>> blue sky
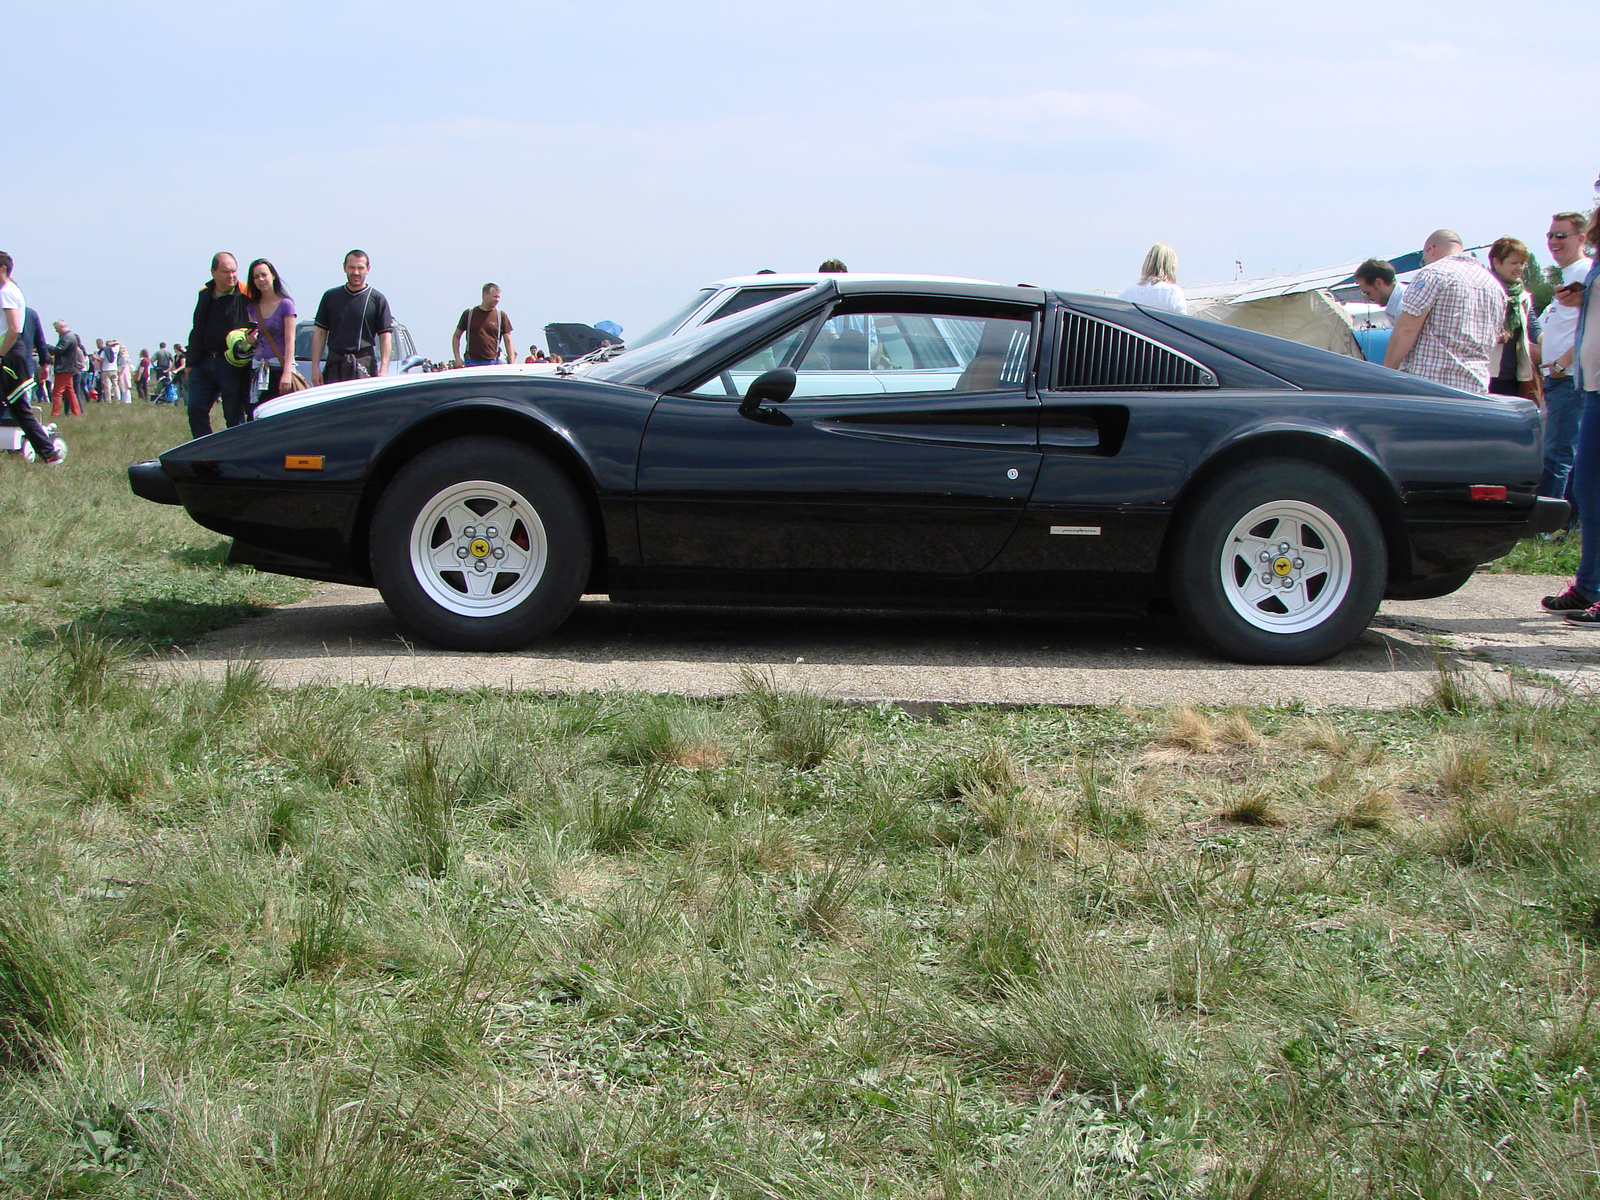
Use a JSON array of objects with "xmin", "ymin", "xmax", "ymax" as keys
[{"xmin": 9, "ymin": 0, "xmax": 1595, "ymax": 359}]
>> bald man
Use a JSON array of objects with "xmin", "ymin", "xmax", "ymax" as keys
[{"xmin": 1383, "ymin": 228, "xmax": 1506, "ymax": 394}]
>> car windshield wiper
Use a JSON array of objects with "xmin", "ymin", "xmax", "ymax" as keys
[{"xmin": 556, "ymin": 343, "xmax": 627, "ymax": 376}]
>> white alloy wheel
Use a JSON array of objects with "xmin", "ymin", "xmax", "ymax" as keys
[
  {"xmin": 1218, "ymin": 499, "xmax": 1352, "ymax": 634},
  {"xmin": 408, "ymin": 480, "xmax": 549, "ymax": 617}
]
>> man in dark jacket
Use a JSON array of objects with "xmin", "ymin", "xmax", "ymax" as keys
[
  {"xmin": 185, "ymin": 252, "xmax": 253, "ymax": 438},
  {"xmin": 19, "ymin": 308, "xmax": 49, "ymax": 385},
  {"xmin": 49, "ymin": 321, "xmax": 82, "ymax": 416}
]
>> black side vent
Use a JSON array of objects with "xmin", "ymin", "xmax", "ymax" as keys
[{"xmin": 1058, "ymin": 312, "xmax": 1216, "ymax": 390}]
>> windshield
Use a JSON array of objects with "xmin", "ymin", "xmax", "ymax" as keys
[
  {"xmin": 585, "ymin": 285, "xmax": 826, "ymax": 390},
  {"xmin": 630, "ymin": 289, "xmax": 716, "ymax": 348}
]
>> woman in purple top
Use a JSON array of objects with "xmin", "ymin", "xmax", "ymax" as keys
[{"xmin": 244, "ymin": 258, "xmax": 297, "ymax": 411}]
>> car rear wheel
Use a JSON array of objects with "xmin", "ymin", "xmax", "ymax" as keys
[
  {"xmin": 1170, "ymin": 460, "xmax": 1385, "ymax": 664},
  {"xmin": 370, "ymin": 437, "xmax": 590, "ymax": 650}
]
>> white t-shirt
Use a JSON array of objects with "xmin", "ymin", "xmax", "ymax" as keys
[
  {"xmin": 101, "ymin": 344, "xmax": 118, "ymax": 370},
  {"xmin": 0, "ymin": 281, "xmax": 23, "ymax": 359},
  {"xmin": 1542, "ymin": 256, "xmax": 1593, "ymax": 368},
  {"xmin": 1118, "ymin": 280, "xmax": 1188, "ymax": 314},
  {"xmin": 1385, "ymin": 282, "xmax": 1407, "ymax": 324}
]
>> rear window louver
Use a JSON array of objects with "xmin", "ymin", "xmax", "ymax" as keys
[{"xmin": 1058, "ymin": 312, "xmax": 1216, "ymax": 389}]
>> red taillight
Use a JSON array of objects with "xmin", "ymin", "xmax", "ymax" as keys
[{"xmin": 1469, "ymin": 485, "xmax": 1507, "ymax": 502}]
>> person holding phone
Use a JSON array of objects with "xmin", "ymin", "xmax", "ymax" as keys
[
  {"xmin": 1545, "ymin": 206, "xmax": 1600, "ymax": 623},
  {"xmin": 244, "ymin": 258, "xmax": 297, "ymax": 411}
]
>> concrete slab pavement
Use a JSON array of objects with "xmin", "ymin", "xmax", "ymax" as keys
[{"xmin": 156, "ymin": 573, "xmax": 1600, "ymax": 708}]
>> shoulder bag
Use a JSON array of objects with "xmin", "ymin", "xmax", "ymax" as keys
[{"xmin": 258, "ymin": 301, "xmax": 309, "ymax": 393}]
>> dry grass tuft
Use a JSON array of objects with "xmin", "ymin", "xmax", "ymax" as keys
[
  {"xmin": 1219, "ymin": 788, "xmax": 1281, "ymax": 826},
  {"xmin": 1329, "ymin": 784, "xmax": 1402, "ymax": 833},
  {"xmin": 1159, "ymin": 707, "xmax": 1219, "ymax": 753},
  {"xmin": 674, "ymin": 742, "xmax": 728, "ymax": 770},
  {"xmin": 1215, "ymin": 710, "xmax": 1264, "ymax": 750},
  {"xmin": 1157, "ymin": 707, "xmax": 1262, "ymax": 757},
  {"xmin": 1294, "ymin": 715, "xmax": 1355, "ymax": 758},
  {"xmin": 1433, "ymin": 738, "xmax": 1495, "ymax": 799}
]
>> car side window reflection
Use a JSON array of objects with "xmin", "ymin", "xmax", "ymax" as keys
[{"xmin": 690, "ymin": 311, "xmax": 1033, "ymax": 399}]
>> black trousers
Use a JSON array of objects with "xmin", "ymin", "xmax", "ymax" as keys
[
  {"xmin": 322, "ymin": 351, "xmax": 376, "ymax": 384},
  {"xmin": 187, "ymin": 354, "xmax": 250, "ymax": 439},
  {"xmin": 2, "ymin": 350, "xmax": 58, "ymax": 459}
]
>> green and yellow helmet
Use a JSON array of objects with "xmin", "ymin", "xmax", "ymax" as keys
[{"xmin": 224, "ymin": 328, "xmax": 254, "ymax": 369}]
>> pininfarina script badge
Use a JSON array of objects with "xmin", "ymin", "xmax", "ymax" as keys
[{"xmin": 1049, "ymin": 526, "xmax": 1102, "ymax": 536}]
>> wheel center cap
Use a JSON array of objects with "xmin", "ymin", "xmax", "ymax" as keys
[
  {"xmin": 469, "ymin": 538, "xmax": 491, "ymax": 559},
  {"xmin": 1272, "ymin": 556, "xmax": 1293, "ymax": 577}
]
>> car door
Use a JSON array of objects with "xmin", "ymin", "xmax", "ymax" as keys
[
  {"xmin": 634, "ymin": 298, "xmax": 1043, "ymax": 589},
  {"xmin": 1008, "ymin": 303, "xmax": 1222, "ymax": 592}
]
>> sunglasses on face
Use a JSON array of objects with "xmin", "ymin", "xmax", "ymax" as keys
[{"xmin": 1549, "ymin": 232, "xmax": 1575, "ymax": 239}]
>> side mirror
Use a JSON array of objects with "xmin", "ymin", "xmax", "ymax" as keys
[{"xmin": 739, "ymin": 367, "xmax": 796, "ymax": 417}]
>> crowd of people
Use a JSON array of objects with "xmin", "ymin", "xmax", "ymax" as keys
[
  {"xmin": 0, "ymin": 250, "xmax": 195, "ymax": 463},
  {"xmin": 1119, "ymin": 196, "xmax": 1600, "ymax": 629},
  {"xmin": 1323, "ymin": 213, "xmax": 1600, "ymax": 629}
]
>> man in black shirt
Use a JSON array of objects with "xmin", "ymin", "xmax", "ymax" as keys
[
  {"xmin": 310, "ymin": 250, "xmax": 393, "ymax": 386},
  {"xmin": 184, "ymin": 252, "xmax": 254, "ymax": 438}
]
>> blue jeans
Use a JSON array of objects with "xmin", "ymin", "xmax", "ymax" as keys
[
  {"xmin": 463, "ymin": 357, "xmax": 500, "ymax": 367},
  {"xmin": 1573, "ymin": 389, "xmax": 1600, "ymax": 598},
  {"xmin": 186, "ymin": 354, "xmax": 250, "ymax": 440},
  {"xmin": 1539, "ymin": 375, "xmax": 1582, "ymax": 502}
]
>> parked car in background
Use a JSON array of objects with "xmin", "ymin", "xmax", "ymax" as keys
[
  {"xmin": 294, "ymin": 321, "xmax": 427, "ymax": 379},
  {"xmin": 629, "ymin": 272, "xmax": 1001, "ymax": 349}
]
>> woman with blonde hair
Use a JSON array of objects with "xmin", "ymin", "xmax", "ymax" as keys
[{"xmin": 1118, "ymin": 243, "xmax": 1188, "ymax": 314}]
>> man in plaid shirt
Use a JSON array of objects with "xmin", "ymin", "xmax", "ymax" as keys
[{"xmin": 1384, "ymin": 229, "xmax": 1506, "ymax": 394}]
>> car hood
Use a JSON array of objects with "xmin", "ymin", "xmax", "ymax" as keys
[{"xmin": 253, "ymin": 363, "xmax": 574, "ymax": 420}]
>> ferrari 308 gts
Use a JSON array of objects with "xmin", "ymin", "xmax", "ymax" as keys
[{"xmin": 129, "ymin": 278, "xmax": 1566, "ymax": 664}]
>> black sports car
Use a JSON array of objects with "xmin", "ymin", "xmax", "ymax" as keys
[{"xmin": 129, "ymin": 278, "xmax": 1566, "ymax": 664}]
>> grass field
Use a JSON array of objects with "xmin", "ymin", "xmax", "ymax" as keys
[
  {"xmin": 0, "ymin": 403, "xmax": 310, "ymax": 650},
  {"xmin": 0, "ymin": 403, "xmax": 1596, "ymax": 1198}
]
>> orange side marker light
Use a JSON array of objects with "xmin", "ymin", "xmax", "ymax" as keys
[
  {"xmin": 285, "ymin": 456, "xmax": 324, "ymax": 471},
  {"xmin": 1469, "ymin": 485, "xmax": 1506, "ymax": 501}
]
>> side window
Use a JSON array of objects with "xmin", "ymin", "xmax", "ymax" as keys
[
  {"xmin": 689, "ymin": 326, "xmax": 812, "ymax": 397},
  {"xmin": 690, "ymin": 307, "xmax": 1035, "ymax": 399},
  {"xmin": 1056, "ymin": 311, "xmax": 1216, "ymax": 389}
]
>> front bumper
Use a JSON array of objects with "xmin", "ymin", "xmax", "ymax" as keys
[{"xmin": 128, "ymin": 460, "xmax": 179, "ymax": 505}]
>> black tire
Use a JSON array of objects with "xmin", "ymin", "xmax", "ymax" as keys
[
  {"xmin": 1169, "ymin": 459, "xmax": 1386, "ymax": 664},
  {"xmin": 370, "ymin": 437, "xmax": 591, "ymax": 651}
]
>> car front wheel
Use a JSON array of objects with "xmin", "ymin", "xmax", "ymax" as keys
[
  {"xmin": 370, "ymin": 437, "xmax": 590, "ymax": 650},
  {"xmin": 1170, "ymin": 460, "xmax": 1386, "ymax": 664}
]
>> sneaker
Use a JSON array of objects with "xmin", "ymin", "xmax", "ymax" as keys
[
  {"xmin": 41, "ymin": 455, "xmax": 63, "ymax": 467},
  {"xmin": 1565, "ymin": 603, "xmax": 1600, "ymax": 626},
  {"xmin": 1542, "ymin": 583, "xmax": 1592, "ymax": 612}
]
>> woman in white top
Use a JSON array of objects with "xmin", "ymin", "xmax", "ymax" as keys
[{"xmin": 1118, "ymin": 243, "xmax": 1188, "ymax": 314}]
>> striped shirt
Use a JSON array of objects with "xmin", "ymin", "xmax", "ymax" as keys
[{"xmin": 1397, "ymin": 254, "xmax": 1506, "ymax": 394}]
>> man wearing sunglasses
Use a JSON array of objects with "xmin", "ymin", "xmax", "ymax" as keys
[{"xmin": 1537, "ymin": 211, "xmax": 1593, "ymax": 505}]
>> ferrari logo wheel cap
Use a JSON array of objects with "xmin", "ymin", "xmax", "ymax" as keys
[
  {"xmin": 1273, "ymin": 556, "xmax": 1293, "ymax": 576},
  {"xmin": 469, "ymin": 538, "xmax": 491, "ymax": 558}
]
